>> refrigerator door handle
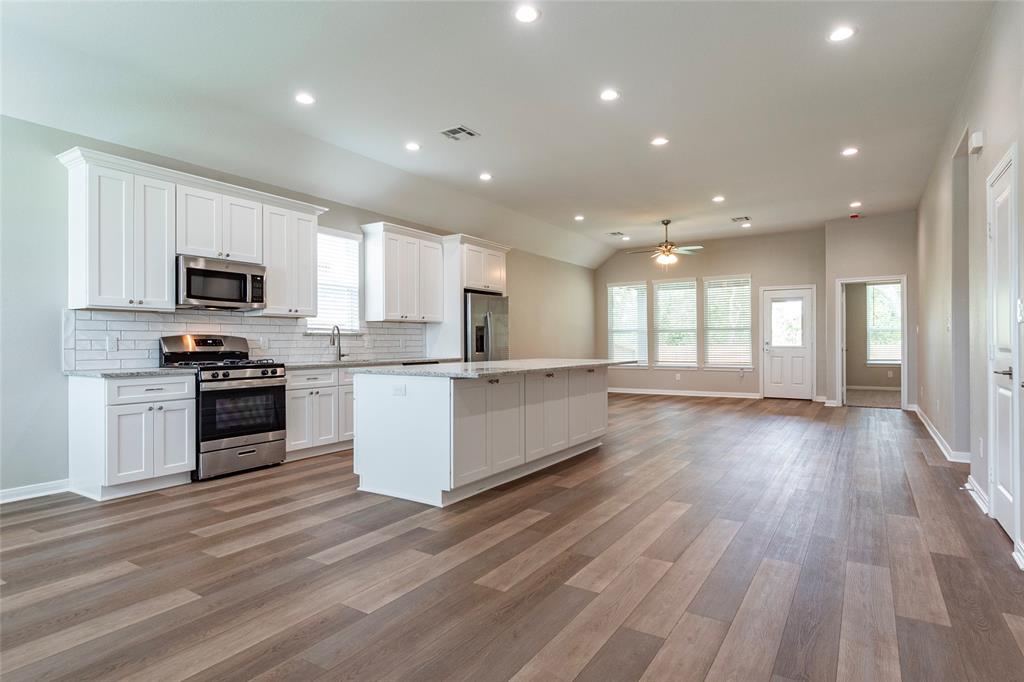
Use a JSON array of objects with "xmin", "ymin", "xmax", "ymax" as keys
[{"xmin": 484, "ymin": 311, "xmax": 492, "ymax": 360}]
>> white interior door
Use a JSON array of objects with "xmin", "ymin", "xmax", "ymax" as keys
[
  {"xmin": 987, "ymin": 147, "xmax": 1019, "ymax": 538},
  {"xmin": 762, "ymin": 288, "xmax": 814, "ymax": 400}
]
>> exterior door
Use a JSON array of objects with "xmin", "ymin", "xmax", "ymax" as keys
[
  {"xmin": 762, "ymin": 288, "xmax": 814, "ymax": 399},
  {"xmin": 987, "ymin": 147, "xmax": 1019, "ymax": 537}
]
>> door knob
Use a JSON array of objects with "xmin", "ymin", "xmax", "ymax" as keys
[{"xmin": 993, "ymin": 368, "xmax": 1014, "ymax": 377}]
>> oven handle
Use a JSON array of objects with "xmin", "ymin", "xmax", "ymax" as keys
[{"xmin": 200, "ymin": 377, "xmax": 287, "ymax": 391}]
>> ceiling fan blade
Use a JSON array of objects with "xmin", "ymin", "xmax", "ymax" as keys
[
  {"xmin": 672, "ymin": 245, "xmax": 703, "ymax": 252},
  {"xmin": 626, "ymin": 249, "xmax": 658, "ymax": 255}
]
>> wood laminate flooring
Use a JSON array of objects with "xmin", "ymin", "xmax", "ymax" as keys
[
  {"xmin": 2, "ymin": 395, "xmax": 1022, "ymax": 681},
  {"xmin": 845, "ymin": 389, "xmax": 901, "ymax": 409}
]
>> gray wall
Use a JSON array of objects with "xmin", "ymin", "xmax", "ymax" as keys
[
  {"xmin": 0, "ymin": 116, "xmax": 595, "ymax": 490},
  {"xmin": 844, "ymin": 282, "xmax": 901, "ymax": 389},
  {"xmin": 916, "ymin": 2, "xmax": 1024, "ymax": 490},
  {"xmin": 594, "ymin": 228, "xmax": 827, "ymax": 397}
]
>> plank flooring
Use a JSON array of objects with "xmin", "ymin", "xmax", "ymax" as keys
[{"xmin": 2, "ymin": 394, "xmax": 1023, "ymax": 681}]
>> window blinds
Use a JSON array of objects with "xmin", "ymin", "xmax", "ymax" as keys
[
  {"xmin": 703, "ymin": 276, "xmax": 752, "ymax": 367},
  {"xmin": 653, "ymin": 279, "xmax": 698, "ymax": 365},
  {"xmin": 866, "ymin": 282, "xmax": 902, "ymax": 363},
  {"xmin": 307, "ymin": 231, "xmax": 360, "ymax": 333},
  {"xmin": 607, "ymin": 282, "xmax": 648, "ymax": 365}
]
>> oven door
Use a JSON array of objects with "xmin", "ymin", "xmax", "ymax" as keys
[{"xmin": 198, "ymin": 380, "xmax": 286, "ymax": 452}]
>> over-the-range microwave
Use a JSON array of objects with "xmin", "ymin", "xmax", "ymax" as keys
[{"xmin": 177, "ymin": 255, "xmax": 266, "ymax": 311}]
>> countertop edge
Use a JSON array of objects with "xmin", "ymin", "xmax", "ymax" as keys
[{"xmin": 348, "ymin": 359, "xmax": 635, "ymax": 379}]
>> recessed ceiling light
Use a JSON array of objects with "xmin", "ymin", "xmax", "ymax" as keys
[
  {"xmin": 841, "ymin": 146, "xmax": 859, "ymax": 157},
  {"xmin": 405, "ymin": 142, "xmax": 421, "ymax": 151},
  {"xmin": 479, "ymin": 172, "xmax": 492, "ymax": 181},
  {"xmin": 294, "ymin": 92, "xmax": 316, "ymax": 105},
  {"xmin": 574, "ymin": 215, "xmax": 585, "ymax": 221},
  {"xmin": 621, "ymin": 236, "xmax": 631, "ymax": 241},
  {"xmin": 849, "ymin": 200, "xmax": 862, "ymax": 208},
  {"xmin": 514, "ymin": 5, "xmax": 540, "ymax": 23},
  {"xmin": 741, "ymin": 222, "xmax": 752, "ymax": 228},
  {"xmin": 600, "ymin": 88, "xmax": 620, "ymax": 102},
  {"xmin": 712, "ymin": 195, "xmax": 725, "ymax": 203},
  {"xmin": 650, "ymin": 137, "xmax": 669, "ymax": 146},
  {"xmin": 829, "ymin": 26, "xmax": 856, "ymax": 42}
]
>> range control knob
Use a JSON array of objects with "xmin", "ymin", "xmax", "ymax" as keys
[
  {"xmin": 222, "ymin": 371, "xmax": 231, "ymax": 379},
  {"xmin": 270, "ymin": 368, "xmax": 278, "ymax": 375},
  {"xmin": 261, "ymin": 369, "xmax": 269, "ymax": 376},
  {"xmin": 211, "ymin": 371, "xmax": 220, "ymax": 379}
]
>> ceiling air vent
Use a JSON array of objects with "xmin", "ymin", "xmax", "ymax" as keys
[
  {"xmin": 607, "ymin": 232, "xmax": 625, "ymax": 237},
  {"xmin": 439, "ymin": 125, "xmax": 480, "ymax": 141},
  {"xmin": 730, "ymin": 216, "xmax": 751, "ymax": 223}
]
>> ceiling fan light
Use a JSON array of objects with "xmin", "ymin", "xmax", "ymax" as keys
[{"xmin": 655, "ymin": 252, "xmax": 678, "ymax": 265}]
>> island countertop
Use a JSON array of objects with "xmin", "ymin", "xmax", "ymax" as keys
[{"xmin": 347, "ymin": 358, "xmax": 635, "ymax": 379}]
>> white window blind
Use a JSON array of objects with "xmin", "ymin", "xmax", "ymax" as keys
[
  {"xmin": 653, "ymin": 279, "xmax": 698, "ymax": 366},
  {"xmin": 307, "ymin": 230, "xmax": 360, "ymax": 333},
  {"xmin": 607, "ymin": 282, "xmax": 648, "ymax": 365},
  {"xmin": 866, "ymin": 282, "xmax": 902, "ymax": 364},
  {"xmin": 704, "ymin": 276, "xmax": 752, "ymax": 367}
]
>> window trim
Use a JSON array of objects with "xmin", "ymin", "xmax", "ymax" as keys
[
  {"xmin": 306, "ymin": 228, "xmax": 363, "ymax": 335},
  {"xmin": 606, "ymin": 280, "xmax": 650, "ymax": 367},
  {"xmin": 652, "ymin": 277, "xmax": 699, "ymax": 368},
  {"xmin": 702, "ymin": 273, "xmax": 753, "ymax": 369},
  {"xmin": 864, "ymin": 281, "xmax": 903, "ymax": 365}
]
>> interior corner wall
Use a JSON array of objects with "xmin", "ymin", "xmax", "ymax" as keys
[
  {"xmin": 915, "ymin": 1, "xmax": 1024, "ymax": 490},
  {"xmin": 844, "ymin": 283, "xmax": 901, "ymax": 389}
]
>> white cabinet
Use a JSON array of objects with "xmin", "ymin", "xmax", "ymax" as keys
[
  {"xmin": 568, "ymin": 367, "xmax": 608, "ymax": 445},
  {"xmin": 260, "ymin": 206, "xmax": 317, "ymax": 317},
  {"xmin": 286, "ymin": 386, "xmax": 340, "ymax": 452},
  {"xmin": 177, "ymin": 185, "xmax": 263, "ymax": 264},
  {"xmin": 525, "ymin": 371, "xmax": 569, "ymax": 462},
  {"xmin": 362, "ymin": 222, "xmax": 443, "ymax": 323},
  {"xmin": 103, "ymin": 397, "xmax": 195, "ymax": 486},
  {"xmin": 153, "ymin": 399, "xmax": 196, "ymax": 476},
  {"xmin": 452, "ymin": 375, "xmax": 525, "ymax": 486},
  {"xmin": 463, "ymin": 243, "xmax": 506, "ymax": 293},
  {"xmin": 64, "ymin": 162, "xmax": 175, "ymax": 311},
  {"xmin": 340, "ymin": 384, "xmax": 355, "ymax": 441},
  {"xmin": 312, "ymin": 386, "xmax": 340, "ymax": 448}
]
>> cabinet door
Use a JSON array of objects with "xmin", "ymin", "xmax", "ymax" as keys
[
  {"xmin": 586, "ymin": 367, "xmax": 608, "ymax": 438},
  {"xmin": 133, "ymin": 175, "xmax": 176, "ymax": 311},
  {"xmin": 524, "ymin": 373, "xmax": 547, "ymax": 462},
  {"xmin": 312, "ymin": 387, "xmax": 340, "ymax": 447},
  {"xmin": 89, "ymin": 166, "xmax": 135, "ymax": 308},
  {"xmin": 463, "ymin": 244, "xmax": 485, "ymax": 290},
  {"xmin": 488, "ymin": 376, "xmax": 525, "ymax": 474},
  {"xmin": 483, "ymin": 249, "xmax": 506, "ymax": 293},
  {"xmin": 292, "ymin": 213, "xmax": 317, "ymax": 317},
  {"xmin": 286, "ymin": 389, "xmax": 314, "ymax": 451},
  {"xmin": 105, "ymin": 403, "xmax": 153, "ymax": 485},
  {"xmin": 176, "ymin": 185, "xmax": 222, "ymax": 258},
  {"xmin": 567, "ymin": 368, "xmax": 590, "ymax": 446},
  {"xmin": 222, "ymin": 196, "xmax": 263, "ymax": 264},
  {"xmin": 153, "ymin": 400, "xmax": 195, "ymax": 476},
  {"xmin": 543, "ymin": 371, "xmax": 570, "ymax": 453},
  {"xmin": 452, "ymin": 380, "xmax": 489, "ymax": 487},
  {"xmin": 383, "ymin": 233, "xmax": 403, "ymax": 321},
  {"xmin": 262, "ymin": 205, "xmax": 293, "ymax": 315},
  {"xmin": 339, "ymin": 385, "xmax": 354, "ymax": 440},
  {"xmin": 399, "ymin": 236, "xmax": 420, "ymax": 320},
  {"xmin": 417, "ymin": 240, "xmax": 443, "ymax": 322}
]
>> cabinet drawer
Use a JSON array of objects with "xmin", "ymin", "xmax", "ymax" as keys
[
  {"xmin": 106, "ymin": 376, "xmax": 196, "ymax": 405},
  {"xmin": 286, "ymin": 369, "xmax": 338, "ymax": 389},
  {"xmin": 338, "ymin": 370, "xmax": 353, "ymax": 385}
]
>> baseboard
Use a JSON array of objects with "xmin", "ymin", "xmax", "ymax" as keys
[
  {"xmin": 1013, "ymin": 545, "xmax": 1024, "ymax": 571},
  {"xmin": 824, "ymin": 400, "xmax": 840, "ymax": 407},
  {"xmin": 965, "ymin": 474, "xmax": 990, "ymax": 514},
  {"xmin": 912, "ymin": 406, "xmax": 971, "ymax": 464},
  {"xmin": 813, "ymin": 395, "xmax": 827, "ymax": 403},
  {"xmin": 846, "ymin": 385, "xmax": 900, "ymax": 391},
  {"xmin": 608, "ymin": 387, "xmax": 762, "ymax": 399},
  {"xmin": 285, "ymin": 440, "xmax": 353, "ymax": 463},
  {"xmin": 0, "ymin": 479, "xmax": 70, "ymax": 504}
]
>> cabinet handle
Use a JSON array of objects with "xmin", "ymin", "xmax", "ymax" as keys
[
  {"xmin": 225, "ymin": 253, "xmax": 230, "ymax": 258},
  {"xmin": 488, "ymin": 378, "xmax": 499, "ymax": 384},
  {"xmin": 137, "ymin": 300, "xmax": 143, "ymax": 305},
  {"xmin": 237, "ymin": 449, "xmax": 257, "ymax": 457},
  {"xmin": 545, "ymin": 373, "xmax": 554, "ymax": 378},
  {"xmin": 157, "ymin": 405, "xmax": 164, "ymax": 410},
  {"xmin": 144, "ymin": 387, "xmax": 164, "ymax": 392},
  {"xmin": 587, "ymin": 369, "xmax": 595, "ymax": 373},
  {"xmin": 315, "ymin": 390, "xmax": 320, "ymax": 395},
  {"xmin": 129, "ymin": 299, "xmax": 134, "ymax": 304},
  {"xmin": 147, "ymin": 405, "xmax": 154, "ymax": 411},
  {"xmin": 218, "ymin": 251, "xmax": 223, "ymax": 256},
  {"xmin": 309, "ymin": 390, "xmax": 314, "ymax": 395}
]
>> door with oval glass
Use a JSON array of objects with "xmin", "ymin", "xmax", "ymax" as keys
[{"xmin": 761, "ymin": 287, "xmax": 815, "ymax": 399}]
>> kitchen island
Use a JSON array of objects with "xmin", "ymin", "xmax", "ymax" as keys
[{"xmin": 349, "ymin": 359, "xmax": 632, "ymax": 506}]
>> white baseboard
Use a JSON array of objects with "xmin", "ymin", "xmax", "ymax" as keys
[
  {"xmin": 285, "ymin": 440, "xmax": 353, "ymax": 462},
  {"xmin": 608, "ymin": 387, "xmax": 762, "ymax": 399},
  {"xmin": 846, "ymin": 385, "xmax": 900, "ymax": 391},
  {"xmin": 1014, "ymin": 545, "xmax": 1024, "ymax": 571},
  {"xmin": 824, "ymin": 400, "xmax": 840, "ymax": 407},
  {"xmin": 912, "ymin": 406, "xmax": 971, "ymax": 464},
  {"xmin": 813, "ymin": 395, "xmax": 827, "ymax": 403},
  {"xmin": 965, "ymin": 474, "xmax": 990, "ymax": 514},
  {"xmin": 0, "ymin": 479, "xmax": 70, "ymax": 504}
]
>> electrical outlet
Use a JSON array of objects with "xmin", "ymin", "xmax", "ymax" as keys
[
  {"xmin": 978, "ymin": 437, "xmax": 985, "ymax": 459},
  {"xmin": 106, "ymin": 335, "xmax": 118, "ymax": 352},
  {"xmin": 887, "ymin": 369, "xmax": 893, "ymax": 378},
  {"xmin": 675, "ymin": 373, "xmax": 681, "ymax": 381}
]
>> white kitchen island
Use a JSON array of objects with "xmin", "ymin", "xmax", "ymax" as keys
[{"xmin": 349, "ymin": 359, "xmax": 632, "ymax": 506}]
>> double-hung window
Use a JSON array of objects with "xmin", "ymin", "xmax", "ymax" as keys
[
  {"xmin": 865, "ymin": 282, "xmax": 902, "ymax": 364},
  {"xmin": 653, "ymin": 278, "xmax": 698, "ymax": 366},
  {"xmin": 307, "ymin": 229, "xmax": 361, "ymax": 333},
  {"xmin": 703, "ymin": 275, "xmax": 752, "ymax": 367},
  {"xmin": 607, "ymin": 282, "xmax": 648, "ymax": 365}
]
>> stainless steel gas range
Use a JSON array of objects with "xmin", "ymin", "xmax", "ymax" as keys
[{"xmin": 160, "ymin": 335, "xmax": 286, "ymax": 480}]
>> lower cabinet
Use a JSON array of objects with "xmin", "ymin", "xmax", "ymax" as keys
[
  {"xmin": 340, "ymin": 385, "xmax": 355, "ymax": 440},
  {"xmin": 568, "ymin": 367, "xmax": 607, "ymax": 446},
  {"xmin": 452, "ymin": 374, "xmax": 525, "ymax": 487},
  {"xmin": 285, "ymin": 372, "xmax": 354, "ymax": 453},
  {"xmin": 524, "ymin": 371, "xmax": 569, "ymax": 462},
  {"xmin": 105, "ymin": 400, "xmax": 195, "ymax": 485}
]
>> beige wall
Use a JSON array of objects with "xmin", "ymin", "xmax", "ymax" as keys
[
  {"xmin": 916, "ymin": 2, "xmax": 1024, "ymax": 491},
  {"xmin": 844, "ymin": 282, "xmax": 901, "ymax": 389},
  {"xmin": 594, "ymin": 228, "xmax": 826, "ymax": 397}
]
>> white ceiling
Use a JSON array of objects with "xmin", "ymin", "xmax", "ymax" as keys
[{"xmin": 2, "ymin": 1, "xmax": 991, "ymax": 264}]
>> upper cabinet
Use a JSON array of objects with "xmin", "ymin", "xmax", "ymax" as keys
[
  {"xmin": 463, "ymin": 242, "xmax": 507, "ymax": 293},
  {"xmin": 59, "ymin": 148, "xmax": 326, "ymax": 314},
  {"xmin": 362, "ymin": 222, "xmax": 443, "ymax": 323}
]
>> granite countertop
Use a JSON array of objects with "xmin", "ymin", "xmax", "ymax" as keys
[
  {"xmin": 285, "ymin": 357, "xmax": 461, "ymax": 370},
  {"xmin": 347, "ymin": 358, "xmax": 636, "ymax": 379},
  {"xmin": 64, "ymin": 367, "xmax": 198, "ymax": 379}
]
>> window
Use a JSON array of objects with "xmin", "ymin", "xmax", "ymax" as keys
[
  {"xmin": 866, "ymin": 282, "xmax": 902, "ymax": 364},
  {"xmin": 704, "ymin": 276, "xmax": 752, "ymax": 367},
  {"xmin": 307, "ymin": 230, "xmax": 360, "ymax": 333},
  {"xmin": 653, "ymin": 279, "xmax": 698, "ymax": 365},
  {"xmin": 770, "ymin": 298, "xmax": 804, "ymax": 347},
  {"xmin": 607, "ymin": 282, "xmax": 648, "ymax": 365}
]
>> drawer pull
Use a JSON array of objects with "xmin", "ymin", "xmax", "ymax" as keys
[
  {"xmin": 587, "ymin": 369, "xmax": 596, "ymax": 373},
  {"xmin": 144, "ymin": 387, "xmax": 165, "ymax": 392},
  {"xmin": 237, "ymin": 449, "xmax": 257, "ymax": 457},
  {"xmin": 488, "ymin": 378, "xmax": 499, "ymax": 384},
  {"xmin": 545, "ymin": 373, "xmax": 554, "ymax": 378}
]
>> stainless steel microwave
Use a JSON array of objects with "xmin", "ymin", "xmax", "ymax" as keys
[{"xmin": 177, "ymin": 256, "xmax": 266, "ymax": 311}]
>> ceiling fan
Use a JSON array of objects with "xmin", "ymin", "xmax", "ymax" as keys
[{"xmin": 628, "ymin": 219, "xmax": 703, "ymax": 264}]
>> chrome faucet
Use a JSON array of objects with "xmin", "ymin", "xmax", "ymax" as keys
[{"xmin": 330, "ymin": 325, "xmax": 348, "ymax": 362}]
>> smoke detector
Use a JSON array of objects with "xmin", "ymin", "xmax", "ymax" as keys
[{"xmin": 439, "ymin": 125, "xmax": 480, "ymax": 141}]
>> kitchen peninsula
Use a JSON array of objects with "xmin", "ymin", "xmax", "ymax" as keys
[{"xmin": 349, "ymin": 359, "xmax": 631, "ymax": 506}]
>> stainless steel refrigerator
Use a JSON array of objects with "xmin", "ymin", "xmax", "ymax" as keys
[{"xmin": 464, "ymin": 291, "xmax": 509, "ymax": 361}]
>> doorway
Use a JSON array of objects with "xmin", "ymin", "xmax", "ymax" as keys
[
  {"xmin": 834, "ymin": 276, "xmax": 908, "ymax": 409},
  {"xmin": 760, "ymin": 286, "xmax": 815, "ymax": 400}
]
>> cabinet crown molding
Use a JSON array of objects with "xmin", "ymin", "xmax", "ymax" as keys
[
  {"xmin": 442, "ymin": 233, "xmax": 511, "ymax": 253},
  {"xmin": 57, "ymin": 147, "xmax": 328, "ymax": 217},
  {"xmin": 360, "ymin": 221, "xmax": 443, "ymax": 243}
]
